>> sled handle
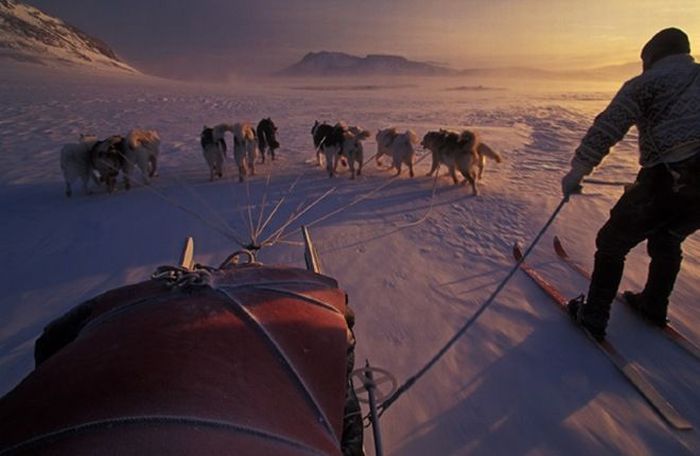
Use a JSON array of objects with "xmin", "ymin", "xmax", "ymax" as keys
[{"xmin": 179, "ymin": 236, "xmax": 195, "ymax": 270}]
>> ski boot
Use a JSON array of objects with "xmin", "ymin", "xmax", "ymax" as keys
[
  {"xmin": 567, "ymin": 294, "xmax": 606, "ymax": 341},
  {"xmin": 622, "ymin": 291, "xmax": 669, "ymax": 327}
]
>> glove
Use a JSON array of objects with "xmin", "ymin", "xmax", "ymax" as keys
[
  {"xmin": 561, "ymin": 169, "xmax": 584, "ymax": 196},
  {"xmin": 561, "ymin": 159, "xmax": 593, "ymax": 196}
]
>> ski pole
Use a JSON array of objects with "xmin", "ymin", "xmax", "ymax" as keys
[
  {"xmin": 379, "ymin": 196, "xmax": 570, "ymax": 416},
  {"xmin": 583, "ymin": 178, "xmax": 632, "ymax": 187},
  {"xmin": 364, "ymin": 360, "xmax": 384, "ymax": 456}
]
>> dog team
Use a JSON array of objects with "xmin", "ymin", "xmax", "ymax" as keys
[
  {"xmin": 60, "ymin": 117, "xmax": 501, "ymax": 197},
  {"xmin": 313, "ymin": 121, "xmax": 502, "ymax": 194}
]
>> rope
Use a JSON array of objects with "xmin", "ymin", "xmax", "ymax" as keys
[
  {"xmin": 275, "ymin": 151, "xmax": 433, "ymax": 244},
  {"xmin": 151, "ymin": 265, "xmax": 213, "ymax": 288},
  {"xmin": 378, "ymin": 196, "xmax": 570, "ymax": 417},
  {"xmin": 395, "ymin": 169, "xmax": 440, "ymax": 229},
  {"xmin": 98, "ymin": 152, "xmax": 250, "ymax": 248}
]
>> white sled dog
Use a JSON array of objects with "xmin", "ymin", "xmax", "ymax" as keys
[
  {"xmin": 123, "ymin": 128, "xmax": 161, "ymax": 185},
  {"xmin": 200, "ymin": 125, "xmax": 228, "ymax": 181},
  {"xmin": 60, "ymin": 134, "xmax": 99, "ymax": 197},
  {"xmin": 375, "ymin": 128, "xmax": 419, "ymax": 177},
  {"xmin": 232, "ymin": 122, "xmax": 258, "ymax": 182},
  {"xmin": 341, "ymin": 126, "xmax": 371, "ymax": 179},
  {"xmin": 421, "ymin": 129, "xmax": 481, "ymax": 194}
]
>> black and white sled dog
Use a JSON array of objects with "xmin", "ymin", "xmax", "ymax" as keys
[
  {"xmin": 311, "ymin": 120, "xmax": 347, "ymax": 177},
  {"xmin": 89, "ymin": 135, "xmax": 128, "ymax": 194},
  {"xmin": 200, "ymin": 124, "xmax": 229, "ymax": 181},
  {"xmin": 123, "ymin": 128, "xmax": 160, "ymax": 185},
  {"xmin": 256, "ymin": 118, "xmax": 280, "ymax": 163},
  {"xmin": 341, "ymin": 126, "xmax": 371, "ymax": 179},
  {"xmin": 60, "ymin": 134, "xmax": 99, "ymax": 197},
  {"xmin": 375, "ymin": 128, "xmax": 419, "ymax": 177},
  {"xmin": 232, "ymin": 122, "xmax": 258, "ymax": 182},
  {"xmin": 422, "ymin": 129, "xmax": 502, "ymax": 195}
]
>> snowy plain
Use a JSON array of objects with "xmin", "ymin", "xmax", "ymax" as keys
[{"xmin": 1, "ymin": 62, "xmax": 699, "ymax": 455}]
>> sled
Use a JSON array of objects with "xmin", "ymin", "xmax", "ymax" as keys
[{"xmin": 0, "ymin": 232, "xmax": 359, "ymax": 455}]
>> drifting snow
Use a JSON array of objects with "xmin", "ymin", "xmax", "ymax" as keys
[{"xmin": 0, "ymin": 64, "xmax": 699, "ymax": 454}]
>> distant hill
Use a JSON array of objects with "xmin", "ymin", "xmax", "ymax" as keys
[
  {"xmin": 281, "ymin": 50, "xmax": 700, "ymax": 81},
  {"xmin": 0, "ymin": 0, "xmax": 136, "ymax": 73},
  {"xmin": 278, "ymin": 51, "xmax": 455, "ymax": 77}
]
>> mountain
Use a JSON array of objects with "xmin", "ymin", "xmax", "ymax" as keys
[
  {"xmin": 278, "ymin": 51, "xmax": 455, "ymax": 77},
  {"xmin": 0, "ymin": 0, "xmax": 136, "ymax": 73}
]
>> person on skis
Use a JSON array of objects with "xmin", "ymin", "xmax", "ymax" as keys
[{"xmin": 561, "ymin": 27, "xmax": 700, "ymax": 340}]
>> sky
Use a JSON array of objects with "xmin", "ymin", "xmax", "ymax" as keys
[{"xmin": 24, "ymin": 0, "xmax": 700, "ymax": 80}]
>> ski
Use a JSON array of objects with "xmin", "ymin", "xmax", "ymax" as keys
[
  {"xmin": 513, "ymin": 243, "xmax": 692, "ymax": 431},
  {"xmin": 553, "ymin": 236, "xmax": 700, "ymax": 361}
]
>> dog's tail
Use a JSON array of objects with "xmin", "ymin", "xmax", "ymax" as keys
[
  {"xmin": 351, "ymin": 127, "xmax": 371, "ymax": 140},
  {"xmin": 477, "ymin": 142, "xmax": 502, "ymax": 163},
  {"xmin": 127, "ymin": 129, "xmax": 160, "ymax": 151},
  {"xmin": 404, "ymin": 129, "xmax": 419, "ymax": 145}
]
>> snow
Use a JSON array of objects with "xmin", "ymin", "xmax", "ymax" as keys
[{"xmin": 1, "ymin": 62, "xmax": 700, "ymax": 455}]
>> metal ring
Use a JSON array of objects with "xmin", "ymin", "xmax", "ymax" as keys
[{"xmin": 351, "ymin": 367, "xmax": 397, "ymax": 403}]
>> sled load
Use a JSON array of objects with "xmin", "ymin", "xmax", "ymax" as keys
[{"xmin": 0, "ymin": 233, "xmax": 364, "ymax": 455}]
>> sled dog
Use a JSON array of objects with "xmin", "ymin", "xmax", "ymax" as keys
[
  {"xmin": 341, "ymin": 126, "xmax": 371, "ymax": 179},
  {"xmin": 60, "ymin": 134, "xmax": 99, "ymax": 197},
  {"xmin": 376, "ymin": 128, "xmax": 419, "ymax": 177},
  {"xmin": 90, "ymin": 135, "xmax": 127, "ymax": 193},
  {"xmin": 124, "ymin": 128, "xmax": 160, "ymax": 185},
  {"xmin": 232, "ymin": 122, "xmax": 258, "ymax": 182},
  {"xmin": 312, "ymin": 121, "xmax": 347, "ymax": 177},
  {"xmin": 201, "ymin": 125, "xmax": 226, "ymax": 181},
  {"xmin": 422, "ymin": 129, "xmax": 481, "ymax": 194},
  {"xmin": 257, "ymin": 118, "xmax": 280, "ymax": 163}
]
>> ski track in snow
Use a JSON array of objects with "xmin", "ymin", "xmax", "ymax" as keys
[{"xmin": 1, "ymin": 67, "xmax": 699, "ymax": 455}]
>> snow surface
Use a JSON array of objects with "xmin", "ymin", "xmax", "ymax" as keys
[{"xmin": 1, "ymin": 63, "xmax": 699, "ymax": 455}]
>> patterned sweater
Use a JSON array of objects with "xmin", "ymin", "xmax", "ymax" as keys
[{"xmin": 573, "ymin": 54, "xmax": 700, "ymax": 173}]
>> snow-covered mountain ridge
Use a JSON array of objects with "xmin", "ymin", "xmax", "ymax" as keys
[{"xmin": 0, "ymin": 0, "xmax": 136, "ymax": 73}]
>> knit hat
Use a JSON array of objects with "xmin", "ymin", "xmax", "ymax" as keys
[{"xmin": 641, "ymin": 28, "xmax": 691, "ymax": 71}]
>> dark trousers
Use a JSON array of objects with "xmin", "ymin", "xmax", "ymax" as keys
[{"xmin": 581, "ymin": 152, "xmax": 700, "ymax": 330}]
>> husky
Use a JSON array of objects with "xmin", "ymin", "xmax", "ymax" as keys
[
  {"xmin": 341, "ymin": 126, "xmax": 371, "ymax": 179},
  {"xmin": 256, "ymin": 118, "xmax": 280, "ymax": 163},
  {"xmin": 421, "ymin": 129, "xmax": 481, "ymax": 194},
  {"xmin": 312, "ymin": 121, "xmax": 347, "ymax": 177},
  {"xmin": 212, "ymin": 123, "xmax": 234, "ymax": 154},
  {"xmin": 123, "ymin": 128, "xmax": 160, "ymax": 185},
  {"xmin": 60, "ymin": 134, "xmax": 99, "ymax": 197},
  {"xmin": 90, "ymin": 135, "xmax": 128, "ymax": 193},
  {"xmin": 232, "ymin": 122, "xmax": 258, "ymax": 182},
  {"xmin": 201, "ymin": 125, "xmax": 226, "ymax": 181},
  {"xmin": 375, "ymin": 127, "xmax": 398, "ymax": 167},
  {"xmin": 311, "ymin": 120, "xmax": 327, "ymax": 167},
  {"xmin": 376, "ymin": 128, "xmax": 419, "ymax": 177}
]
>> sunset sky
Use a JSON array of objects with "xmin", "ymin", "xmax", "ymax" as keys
[{"xmin": 25, "ymin": 0, "xmax": 700, "ymax": 78}]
